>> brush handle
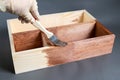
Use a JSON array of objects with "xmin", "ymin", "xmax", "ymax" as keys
[{"xmin": 32, "ymin": 20, "xmax": 53, "ymax": 38}]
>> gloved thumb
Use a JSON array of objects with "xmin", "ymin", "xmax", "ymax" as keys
[
  {"xmin": 20, "ymin": 12, "xmax": 35, "ymax": 23},
  {"xmin": 30, "ymin": 1, "xmax": 40, "ymax": 21},
  {"xmin": 18, "ymin": 8, "xmax": 39, "ymax": 23}
]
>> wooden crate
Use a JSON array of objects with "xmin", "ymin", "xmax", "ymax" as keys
[{"xmin": 7, "ymin": 10, "xmax": 115, "ymax": 74}]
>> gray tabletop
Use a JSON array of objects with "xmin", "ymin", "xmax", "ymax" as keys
[{"xmin": 0, "ymin": 0, "xmax": 120, "ymax": 80}]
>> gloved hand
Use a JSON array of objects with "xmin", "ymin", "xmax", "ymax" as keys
[{"xmin": 0, "ymin": 0, "xmax": 40, "ymax": 23}]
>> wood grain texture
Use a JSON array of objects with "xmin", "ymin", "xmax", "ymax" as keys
[
  {"xmin": 7, "ymin": 10, "xmax": 115, "ymax": 74},
  {"xmin": 12, "ymin": 30, "xmax": 43, "ymax": 51},
  {"xmin": 42, "ymin": 34, "xmax": 115, "ymax": 66},
  {"xmin": 42, "ymin": 21, "xmax": 96, "ymax": 46},
  {"xmin": 8, "ymin": 10, "xmax": 95, "ymax": 34},
  {"xmin": 41, "ymin": 21, "xmax": 115, "ymax": 66},
  {"xmin": 95, "ymin": 21, "xmax": 112, "ymax": 36},
  {"xmin": 12, "ymin": 21, "xmax": 95, "ymax": 52}
]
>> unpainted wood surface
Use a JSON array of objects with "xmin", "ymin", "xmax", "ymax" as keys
[{"xmin": 8, "ymin": 10, "xmax": 95, "ymax": 34}]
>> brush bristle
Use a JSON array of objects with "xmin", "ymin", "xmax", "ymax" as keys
[{"xmin": 49, "ymin": 35, "xmax": 67, "ymax": 47}]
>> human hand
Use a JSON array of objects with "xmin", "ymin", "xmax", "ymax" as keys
[{"xmin": 0, "ymin": 0, "xmax": 40, "ymax": 23}]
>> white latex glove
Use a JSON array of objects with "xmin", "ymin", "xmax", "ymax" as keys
[{"xmin": 0, "ymin": 0, "xmax": 40, "ymax": 23}]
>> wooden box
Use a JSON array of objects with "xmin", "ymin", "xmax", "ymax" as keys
[{"xmin": 7, "ymin": 10, "xmax": 115, "ymax": 74}]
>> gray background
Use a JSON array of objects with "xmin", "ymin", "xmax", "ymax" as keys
[{"xmin": 0, "ymin": 0, "xmax": 120, "ymax": 80}]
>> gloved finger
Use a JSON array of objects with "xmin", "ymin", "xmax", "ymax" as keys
[
  {"xmin": 30, "ymin": 1, "xmax": 40, "ymax": 21},
  {"xmin": 18, "ymin": 16, "xmax": 22, "ymax": 21},
  {"xmin": 18, "ymin": 16, "xmax": 29, "ymax": 23},
  {"xmin": 18, "ymin": 16, "xmax": 25, "ymax": 23},
  {"xmin": 21, "ymin": 16, "xmax": 30, "ymax": 23}
]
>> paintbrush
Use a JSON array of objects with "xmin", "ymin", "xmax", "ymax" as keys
[{"xmin": 32, "ymin": 20, "xmax": 67, "ymax": 47}]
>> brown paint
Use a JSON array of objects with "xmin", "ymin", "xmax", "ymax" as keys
[
  {"xmin": 48, "ymin": 21, "xmax": 96, "ymax": 42},
  {"xmin": 42, "ymin": 21, "xmax": 115, "ymax": 66},
  {"xmin": 12, "ymin": 21, "xmax": 115, "ymax": 66},
  {"xmin": 14, "ymin": 41, "xmax": 42, "ymax": 52},
  {"xmin": 13, "ymin": 21, "xmax": 96, "ymax": 52},
  {"xmin": 13, "ymin": 30, "xmax": 43, "ymax": 52},
  {"xmin": 42, "ymin": 21, "xmax": 96, "ymax": 46},
  {"xmin": 43, "ymin": 34, "xmax": 115, "ymax": 66},
  {"xmin": 43, "ymin": 42, "xmax": 74, "ymax": 66}
]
